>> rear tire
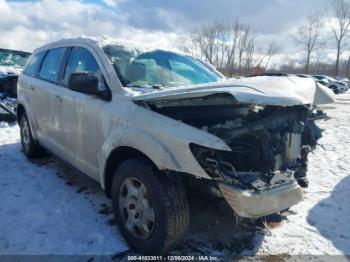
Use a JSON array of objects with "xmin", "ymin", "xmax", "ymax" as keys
[
  {"xmin": 111, "ymin": 159, "xmax": 189, "ymax": 255},
  {"xmin": 19, "ymin": 113, "xmax": 44, "ymax": 158}
]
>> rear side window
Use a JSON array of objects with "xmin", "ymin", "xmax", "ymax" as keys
[
  {"xmin": 23, "ymin": 51, "xmax": 46, "ymax": 77},
  {"xmin": 63, "ymin": 47, "xmax": 101, "ymax": 85},
  {"xmin": 39, "ymin": 48, "xmax": 66, "ymax": 83}
]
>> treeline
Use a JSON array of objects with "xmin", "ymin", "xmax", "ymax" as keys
[
  {"xmin": 179, "ymin": 0, "xmax": 350, "ymax": 77},
  {"xmin": 179, "ymin": 22, "xmax": 280, "ymax": 76}
]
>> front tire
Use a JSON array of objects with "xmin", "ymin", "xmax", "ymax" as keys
[
  {"xmin": 111, "ymin": 159, "xmax": 189, "ymax": 255},
  {"xmin": 19, "ymin": 113, "xmax": 44, "ymax": 158}
]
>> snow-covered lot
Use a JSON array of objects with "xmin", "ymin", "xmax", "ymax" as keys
[
  {"xmin": 256, "ymin": 94, "xmax": 350, "ymax": 256},
  {"xmin": 0, "ymin": 94, "xmax": 349, "ymax": 259}
]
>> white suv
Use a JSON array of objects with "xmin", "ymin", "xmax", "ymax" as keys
[{"xmin": 17, "ymin": 38, "xmax": 334, "ymax": 254}]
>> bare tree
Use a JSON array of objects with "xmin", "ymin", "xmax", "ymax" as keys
[
  {"xmin": 328, "ymin": 0, "xmax": 350, "ymax": 76},
  {"xmin": 179, "ymin": 21, "xmax": 283, "ymax": 76},
  {"xmin": 225, "ymin": 22, "xmax": 241, "ymax": 72},
  {"xmin": 178, "ymin": 34, "xmax": 200, "ymax": 58},
  {"xmin": 196, "ymin": 24, "xmax": 216, "ymax": 65},
  {"xmin": 248, "ymin": 41, "xmax": 281, "ymax": 74},
  {"xmin": 237, "ymin": 25, "xmax": 253, "ymax": 74},
  {"xmin": 244, "ymin": 36, "xmax": 256, "ymax": 73},
  {"xmin": 263, "ymin": 42, "xmax": 282, "ymax": 70},
  {"xmin": 183, "ymin": 23, "xmax": 228, "ymax": 69},
  {"xmin": 293, "ymin": 13, "xmax": 322, "ymax": 74},
  {"xmin": 224, "ymin": 22, "xmax": 255, "ymax": 75},
  {"xmin": 346, "ymin": 56, "xmax": 350, "ymax": 76}
]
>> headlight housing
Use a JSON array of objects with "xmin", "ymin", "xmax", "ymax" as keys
[{"xmin": 189, "ymin": 143, "xmax": 237, "ymax": 183}]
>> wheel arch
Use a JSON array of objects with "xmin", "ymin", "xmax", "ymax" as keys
[
  {"xmin": 16, "ymin": 103, "xmax": 26, "ymax": 124},
  {"xmin": 103, "ymin": 146, "xmax": 158, "ymax": 198}
]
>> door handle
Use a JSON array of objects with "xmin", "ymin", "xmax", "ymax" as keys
[
  {"xmin": 28, "ymin": 85, "xmax": 35, "ymax": 91},
  {"xmin": 54, "ymin": 95, "xmax": 63, "ymax": 103}
]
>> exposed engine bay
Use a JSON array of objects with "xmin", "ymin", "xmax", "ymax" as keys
[{"xmin": 137, "ymin": 93, "xmax": 326, "ymax": 192}]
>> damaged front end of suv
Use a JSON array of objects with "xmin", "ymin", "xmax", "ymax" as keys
[
  {"xmin": 133, "ymin": 76, "xmax": 334, "ymax": 218},
  {"xmin": 189, "ymin": 100, "xmax": 321, "ymax": 218}
]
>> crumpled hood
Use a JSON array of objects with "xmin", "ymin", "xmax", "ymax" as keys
[{"xmin": 132, "ymin": 76, "xmax": 335, "ymax": 106}]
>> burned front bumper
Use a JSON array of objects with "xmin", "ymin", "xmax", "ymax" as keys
[{"xmin": 218, "ymin": 182, "xmax": 302, "ymax": 218}]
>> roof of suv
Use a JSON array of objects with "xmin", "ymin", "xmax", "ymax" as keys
[
  {"xmin": 34, "ymin": 37, "xmax": 98, "ymax": 53},
  {"xmin": 34, "ymin": 37, "xmax": 184, "ymax": 56}
]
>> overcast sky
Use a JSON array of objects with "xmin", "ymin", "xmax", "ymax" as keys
[{"xmin": 0, "ymin": 0, "xmax": 335, "ymax": 65}]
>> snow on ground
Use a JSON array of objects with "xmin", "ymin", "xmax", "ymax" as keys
[
  {"xmin": 0, "ymin": 124, "xmax": 127, "ymax": 256},
  {"xmin": 255, "ymin": 93, "xmax": 350, "ymax": 256},
  {"xmin": 0, "ymin": 93, "xmax": 349, "ymax": 258}
]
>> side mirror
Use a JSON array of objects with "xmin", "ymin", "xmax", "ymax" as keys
[{"xmin": 68, "ymin": 72, "xmax": 99, "ymax": 95}]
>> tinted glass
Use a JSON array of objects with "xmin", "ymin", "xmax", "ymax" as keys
[
  {"xmin": 39, "ymin": 48, "xmax": 66, "ymax": 83},
  {"xmin": 23, "ymin": 51, "xmax": 45, "ymax": 76},
  {"xmin": 169, "ymin": 59, "xmax": 209, "ymax": 84},
  {"xmin": 64, "ymin": 47, "xmax": 102, "ymax": 86},
  {"xmin": 103, "ymin": 45, "xmax": 222, "ymax": 88}
]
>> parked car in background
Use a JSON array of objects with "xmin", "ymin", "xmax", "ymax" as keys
[
  {"xmin": 336, "ymin": 76, "xmax": 350, "ymax": 86},
  {"xmin": 250, "ymin": 72, "xmax": 291, "ymax": 77},
  {"xmin": 17, "ymin": 38, "xmax": 334, "ymax": 254},
  {"xmin": 313, "ymin": 75, "xmax": 348, "ymax": 94},
  {"xmin": 312, "ymin": 75, "xmax": 331, "ymax": 86},
  {"xmin": 0, "ymin": 48, "xmax": 31, "ymax": 119}
]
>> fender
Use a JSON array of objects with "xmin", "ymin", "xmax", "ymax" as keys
[{"xmin": 99, "ymin": 126, "xmax": 212, "ymax": 189}]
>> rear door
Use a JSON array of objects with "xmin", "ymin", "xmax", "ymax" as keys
[
  {"xmin": 19, "ymin": 51, "xmax": 46, "ymax": 132},
  {"xmin": 28, "ymin": 48, "xmax": 67, "ymax": 145},
  {"xmin": 51, "ymin": 46, "xmax": 108, "ymax": 179}
]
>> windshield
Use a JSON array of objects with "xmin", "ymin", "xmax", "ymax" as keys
[
  {"xmin": 103, "ymin": 45, "xmax": 223, "ymax": 88},
  {"xmin": 0, "ymin": 49, "xmax": 31, "ymax": 68}
]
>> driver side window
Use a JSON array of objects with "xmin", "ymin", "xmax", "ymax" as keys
[{"xmin": 64, "ymin": 47, "xmax": 105, "ymax": 90}]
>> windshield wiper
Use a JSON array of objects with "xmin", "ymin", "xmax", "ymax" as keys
[
  {"xmin": 126, "ymin": 84, "xmax": 144, "ymax": 88},
  {"xmin": 126, "ymin": 84, "xmax": 166, "ymax": 90},
  {"xmin": 151, "ymin": 84, "xmax": 165, "ymax": 90}
]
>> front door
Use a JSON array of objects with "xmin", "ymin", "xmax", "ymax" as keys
[{"xmin": 51, "ymin": 46, "xmax": 107, "ymax": 179}]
